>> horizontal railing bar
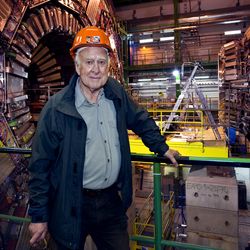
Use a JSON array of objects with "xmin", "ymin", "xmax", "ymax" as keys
[
  {"xmin": 0, "ymin": 147, "xmax": 32, "ymax": 154},
  {"xmin": 130, "ymin": 236, "xmax": 220, "ymax": 250},
  {"xmin": 131, "ymin": 153, "xmax": 250, "ymax": 168},
  {"xmin": 0, "ymin": 147, "xmax": 249, "ymax": 167},
  {"xmin": 0, "ymin": 214, "xmax": 31, "ymax": 223}
]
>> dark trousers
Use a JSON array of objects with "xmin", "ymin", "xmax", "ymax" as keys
[{"xmin": 55, "ymin": 187, "xmax": 130, "ymax": 250}]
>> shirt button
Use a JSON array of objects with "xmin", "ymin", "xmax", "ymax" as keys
[
  {"xmin": 100, "ymin": 122, "xmax": 103, "ymax": 125},
  {"xmin": 104, "ymin": 140, "xmax": 107, "ymax": 143},
  {"xmin": 107, "ymin": 159, "xmax": 110, "ymax": 162}
]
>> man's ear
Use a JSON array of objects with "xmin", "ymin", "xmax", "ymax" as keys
[{"xmin": 75, "ymin": 62, "xmax": 80, "ymax": 75}]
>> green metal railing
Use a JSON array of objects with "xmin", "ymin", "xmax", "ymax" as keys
[
  {"xmin": 130, "ymin": 153, "xmax": 250, "ymax": 250},
  {"xmin": 1, "ymin": 147, "xmax": 250, "ymax": 167},
  {"xmin": 130, "ymin": 161, "xmax": 219, "ymax": 250},
  {"xmin": 1, "ymin": 147, "xmax": 250, "ymax": 249}
]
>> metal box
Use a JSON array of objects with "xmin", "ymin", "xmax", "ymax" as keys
[
  {"xmin": 187, "ymin": 231, "xmax": 238, "ymax": 250},
  {"xmin": 186, "ymin": 167, "xmax": 238, "ymax": 211},
  {"xmin": 186, "ymin": 206, "xmax": 238, "ymax": 237}
]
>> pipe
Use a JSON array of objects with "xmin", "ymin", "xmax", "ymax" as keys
[
  {"xmin": 0, "ymin": 214, "xmax": 31, "ymax": 223},
  {"xmin": 0, "ymin": 147, "xmax": 32, "ymax": 154},
  {"xmin": 173, "ymin": 0, "xmax": 181, "ymax": 64},
  {"xmin": 130, "ymin": 235, "xmax": 219, "ymax": 250},
  {"xmin": 153, "ymin": 162, "xmax": 162, "ymax": 250},
  {"xmin": 161, "ymin": 239, "xmax": 220, "ymax": 250}
]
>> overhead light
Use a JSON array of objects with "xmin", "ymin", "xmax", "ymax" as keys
[
  {"xmin": 173, "ymin": 25, "xmax": 197, "ymax": 31},
  {"xmin": 195, "ymin": 76, "xmax": 210, "ymax": 79},
  {"xmin": 200, "ymin": 15, "xmax": 209, "ymax": 19},
  {"xmin": 149, "ymin": 82, "xmax": 166, "ymax": 85},
  {"xmin": 160, "ymin": 29, "xmax": 174, "ymax": 33},
  {"xmin": 172, "ymin": 70, "xmax": 180, "ymax": 77},
  {"xmin": 153, "ymin": 77, "xmax": 168, "ymax": 81},
  {"xmin": 138, "ymin": 78, "xmax": 151, "ymax": 82},
  {"xmin": 224, "ymin": 30, "xmax": 241, "ymax": 35},
  {"xmin": 222, "ymin": 20, "xmax": 241, "ymax": 24},
  {"xmin": 142, "ymin": 31, "xmax": 153, "ymax": 35},
  {"xmin": 139, "ymin": 38, "xmax": 153, "ymax": 44},
  {"xmin": 160, "ymin": 36, "xmax": 174, "ymax": 41}
]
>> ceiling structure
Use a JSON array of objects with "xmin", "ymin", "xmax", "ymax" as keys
[
  {"xmin": 122, "ymin": 2, "xmax": 250, "ymax": 63},
  {"xmin": 113, "ymin": 0, "xmax": 250, "ymax": 44},
  {"xmin": 110, "ymin": 0, "xmax": 250, "ymax": 98}
]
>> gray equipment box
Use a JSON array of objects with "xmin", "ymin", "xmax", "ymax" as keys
[
  {"xmin": 187, "ymin": 231, "xmax": 239, "ymax": 250},
  {"xmin": 186, "ymin": 167, "xmax": 238, "ymax": 211},
  {"xmin": 186, "ymin": 205, "xmax": 238, "ymax": 237}
]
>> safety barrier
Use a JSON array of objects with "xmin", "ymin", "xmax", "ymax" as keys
[
  {"xmin": 1, "ymin": 147, "xmax": 250, "ymax": 249},
  {"xmin": 132, "ymin": 191, "xmax": 174, "ymax": 243}
]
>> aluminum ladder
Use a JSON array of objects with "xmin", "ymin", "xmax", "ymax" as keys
[{"xmin": 163, "ymin": 62, "xmax": 221, "ymax": 140}]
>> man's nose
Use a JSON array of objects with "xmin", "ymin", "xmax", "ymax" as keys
[{"xmin": 91, "ymin": 61, "xmax": 100, "ymax": 72}]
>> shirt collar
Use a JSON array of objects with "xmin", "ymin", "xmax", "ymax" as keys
[{"xmin": 75, "ymin": 78, "xmax": 104, "ymax": 108}]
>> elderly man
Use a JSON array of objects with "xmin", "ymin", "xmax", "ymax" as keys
[{"xmin": 28, "ymin": 26, "xmax": 179, "ymax": 250}]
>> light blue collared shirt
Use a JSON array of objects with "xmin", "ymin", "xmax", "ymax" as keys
[{"xmin": 75, "ymin": 79, "xmax": 121, "ymax": 189}]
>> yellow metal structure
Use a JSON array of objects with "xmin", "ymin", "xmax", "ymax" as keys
[
  {"xmin": 129, "ymin": 109, "xmax": 228, "ymax": 158},
  {"xmin": 129, "ymin": 138, "xmax": 228, "ymax": 158},
  {"xmin": 131, "ymin": 192, "xmax": 175, "ymax": 250}
]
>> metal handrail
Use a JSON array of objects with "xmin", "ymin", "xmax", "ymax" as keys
[
  {"xmin": 1, "ymin": 147, "xmax": 250, "ymax": 167},
  {"xmin": 0, "ymin": 147, "xmax": 250, "ymax": 249}
]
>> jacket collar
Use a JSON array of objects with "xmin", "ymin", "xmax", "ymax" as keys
[
  {"xmin": 56, "ymin": 74, "xmax": 121, "ymax": 118},
  {"xmin": 104, "ymin": 77, "xmax": 122, "ymax": 102},
  {"xmin": 56, "ymin": 73, "xmax": 81, "ymax": 118}
]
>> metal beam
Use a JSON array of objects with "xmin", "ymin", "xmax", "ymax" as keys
[
  {"xmin": 124, "ymin": 5, "xmax": 250, "ymax": 32},
  {"xmin": 0, "ymin": 147, "xmax": 249, "ymax": 168},
  {"xmin": 131, "ymin": 154, "xmax": 250, "ymax": 168}
]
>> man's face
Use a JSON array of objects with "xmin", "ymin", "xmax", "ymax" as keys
[{"xmin": 75, "ymin": 47, "xmax": 109, "ymax": 93}]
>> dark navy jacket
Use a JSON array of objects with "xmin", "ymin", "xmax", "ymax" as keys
[{"xmin": 28, "ymin": 74, "xmax": 169, "ymax": 249}]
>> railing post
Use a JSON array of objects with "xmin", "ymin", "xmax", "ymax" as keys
[{"xmin": 153, "ymin": 162, "xmax": 162, "ymax": 250}]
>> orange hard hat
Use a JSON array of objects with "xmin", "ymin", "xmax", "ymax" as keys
[{"xmin": 70, "ymin": 26, "xmax": 112, "ymax": 58}]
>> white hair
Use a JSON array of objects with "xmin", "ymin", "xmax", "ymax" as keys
[{"xmin": 74, "ymin": 47, "xmax": 110, "ymax": 66}]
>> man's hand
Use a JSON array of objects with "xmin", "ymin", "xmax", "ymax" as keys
[
  {"xmin": 29, "ymin": 222, "xmax": 48, "ymax": 247},
  {"xmin": 164, "ymin": 148, "xmax": 180, "ymax": 167}
]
